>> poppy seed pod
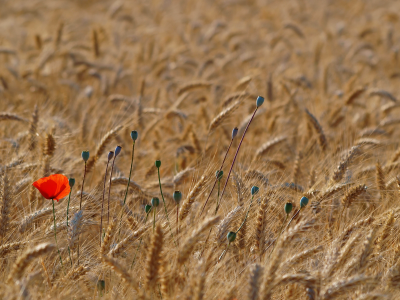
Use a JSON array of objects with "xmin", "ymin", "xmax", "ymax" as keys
[
  {"xmin": 251, "ymin": 186, "xmax": 259, "ymax": 196},
  {"xmin": 256, "ymin": 96, "xmax": 265, "ymax": 107},
  {"xmin": 81, "ymin": 151, "xmax": 90, "ymax": 162},
  {"xmin": 131, "ymin": 130, "xmax": 138, "ymax": 141},
  {"xmin": 69, "ymin": 178, "xmax": 75, "ymax": 189},
  {"xmin": 97, "ymin": 280, "xmax": 105, "ymax": 292},
  {"xmin": 173, "ymin": 191, "xmax": 182, "ymax": 204},
  {"xmin": 151, "ymin": 197, "xmax": 160, "ymax": 207},
  {"xmin": 145, "ymin": 204, "xmax": 152, "ymax": 214},
  {"xmin": 284, "ymin": 202, "xmax": 293, "ymax": 214},
  {"xmin": 155, "ymin": 160, "xmax": 161, "ymax": 168},
  {"xmin": 232, "ymin": 127, "xmax": 239, "ymax": 139},
  {"xmin": 114, "ymin": 146, "xmax": 122, "ymax": 157},
  {"xmin": 300, "ymin": 196, "xmax": 309, "ymax": 208},
  {"xmin": 216, "ymin": 170, "xmax": 224, "ymax": 180},
  {"xmin": 107, "ymin": 151, "xmax": 114, "ymax": 161},
  {"xmin": 227, "ymin": 231, "xmax": 237, "ymax": 243}
]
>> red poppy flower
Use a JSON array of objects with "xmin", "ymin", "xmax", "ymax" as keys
[{"xmin": 32, "ymin": 174, "xmax": 71, "ymax": 201}]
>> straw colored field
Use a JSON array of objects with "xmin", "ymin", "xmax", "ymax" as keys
[{"xmin": 1, "ymin": 0, "xmax": 400, "ymax": 299}]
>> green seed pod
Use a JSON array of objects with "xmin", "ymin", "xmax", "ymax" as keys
[
  {"xmin": 155, "ymin": 160, "xmax": 161, "ymax": 168},
  {"xmin": 300, "ymin": 196, "xmax": 309, "ymax": 208},
  {"xmin": 256, "ymin": 96, "xmax": 265, "ymax": 107},
  {"xmin": 69, "ymin": 178, "xmax": 75, "ymax": 189},
  {"xmin": 251, "ymin": 186, "xmax": 259, "ymax": 196},
  {"xmin": 227, "ymin": 231, "xmax": 237, "ymax": 243},
  {"xmin": 81, "ymin": 151, "xmax": 90, "ymax": 162},
  {"xmin": 97, "ymin": 280, "xmax": 105, "ymax": 292},
  {"xmin": 131, "ymin": 130, "xmax": 138, "ymax": 141},
  {"xmin": 145, "ymin": 204, "xmax": 152, "ymax": 214},
  {"xmin": 215, "ymin": 170, "xmax": 224, "ymax": 180},
  {"xmin": 173, "ymin": 191, "xmax": 182, "ymax": 204},
  {"xmin": 284, "ymin": 202, "xmax": 293, "ymax": 214},
  {"xmin": 151, "ymin": 197, "xmax": 160, "ymax": 207}
]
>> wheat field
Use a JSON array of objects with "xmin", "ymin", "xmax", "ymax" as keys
[{"xmin": 1, "ymin": 0, "xmax": 400, "ymax": 299}]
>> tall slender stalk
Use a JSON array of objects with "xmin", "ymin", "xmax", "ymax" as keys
[
  {"xmin": 131, "ymin": 205, "xmax": 151, "ymax": 268},
  {"xmin": 100, "ymin": 152, "xmax": 113, "ymax": 247},
  {"xmin": 52, "ymin": 199, "xmax": 65, "ymax": 274},
  {"xmin": 66, "ymin": 178, "xmax": 75, "ymax": 267},
  {"xmin": 216, "ymin": 97, "xmax": 264, "ymax": 214},
  {"xmin": 78, "ymin": 151, "xmax": 89, "ymax": 266},
  {"xmin": 199, "ymin": 128, "xmax": 238, "ymax": 217}
]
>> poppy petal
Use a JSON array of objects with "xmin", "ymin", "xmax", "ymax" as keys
[{"xmin": 32, "ymin": 174, "xmax": 70, "ymax": 201}]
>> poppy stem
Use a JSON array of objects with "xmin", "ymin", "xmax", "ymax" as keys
[
  {"xmin": 100, "ymin": 160, "xmax": 111, "ymax": 247},
  {"xmin": 66, "ymin": 188, "xmax": 74, "ymax": 267},
  {"xmin": 236, "ymin": 195, "xmax": 254, "ymax": 234},
  {"xmin": 200, "ymin": 137, "xmax": 234, "ymax": 217},
  {"xmin": 176, "ymin": 203, "xmax": 179, "ymax": 237},
  {"xmin": 157, "ymin": 167, "xmax": 177, "ymax": 246},
  {"xmin": 131, "ymin": 211, "xmax": 150, "ymax": 269},
  {"xmin": 79, "ymin": 162, "xmax": 87, "ymax": 210},
  {"xmin": 216, "ymin": 108, "xmax": 259, "ymax": 214},
  {"xmin": 117, "ymin": 140, "xmax": 136, "ymax": 241},
  {"xmin": 214, "ymin": 179, "xmax": 221, "ymax": 214},
  {"xmin": 108, "ymin": 156, "xmax": 117, "ymax": 226},
  {"xmin": 153, "ymin": 207, "xmax": 156, "ymax": 233},
  {"xmin": 52, "ymin": 199, "xmax": 65, "ymax": 274},
  {"xmin": 78, "ymin": 161, "xmax": 87, "ymax": 266},
  {"xmin": 268, "ymin": 214, "xmax": 288, "ymax": 259}
]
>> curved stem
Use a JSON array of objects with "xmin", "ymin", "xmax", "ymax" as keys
[
  {"xmin": 157, "ymin": 167, "xmax": 176, "ymax": 245},
  {"xmin": 52, "ymin": 199, "xmax": 65, "ymax": 274},
  {"xmin": 268, "ymin": 214, "xmax": 288, "ymax": 258},
  {"xmin": 216, "ymin": 108, "xmax": 259, "ymax": 214},
  {"xmin": 200, "ymin": 138, "xmax": 234, "ymax": 217},
  {"xmin": 108, "ymin": 156, "xmax": 116, "ymax": 225},
  {"xmin": 236, "ymin": 195, "xmax": 254, "ymax": 234},
  {"xmin": 214, "ymin": 179, "xmax": 221, "ymax": 214},
  {"xmin": 131, "ymin": 212, "xmax": 150, "ymax": 268},
  {"xmin": 100, "ymin": 160, "xmax": 110, "ymax": 246},
  {"xmin": 78, "ymin": 161, "xmax": 87, "ymax": 265}
]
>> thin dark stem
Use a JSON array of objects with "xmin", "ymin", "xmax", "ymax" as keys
[
  {"xmin": 215, "ymin": 179, "xmax": 221, "ymax": 214},
  {"xmin": 216, "ymin": 108, "xmax": 259, "ymax": 214},
  {"xmin": 268, "ymin": 214, "xmax": 288, "ymax": 258},
  {"xmin": 100, "ymin": 160, "xmax": 110, "ymax": 247},
  {"xmin": 176, "ymin": 203, "xmax": 179, "ymax": 237},
  {"xmin": 131, "ymin": 212, "xmax": 149, "ymax": 268},
  {"xmin": 66, "ymin": 190, "xmax": 72, "ymax": 227},
  {"xmin": 79, "ymin": 162, "xmax": 87, "ymax": 210},
  {"xmin": 153, "ymin": 208, "xmax": 156, "ymax": 233},
  {"xmin": 52, "ymin": 199, "xmax": 65, "ymax": 274},
  {"xmin": 283, "ymin": 208, "xmax": 301, "ymax": 232},
  {"xmin": 157, "ymin": 167, "xmax": 176, "ymax": 245},
  {"xmin": 117, "ymin": 141, "xmax": 136, "ymax": 242},
  {"xmin": 78, "ymin": 161, "xmax": 87, "ymax": 265},
  {"xmin": 236, "ymin": 195, "xmax": 253, "ymax": 234},
  {"xmin": 108, "ymin": 156, "xmax": 117, "ymax": 225},
  {"xmin": 200, "ymin": 138, "xmax": 234, "ymax": 217}
]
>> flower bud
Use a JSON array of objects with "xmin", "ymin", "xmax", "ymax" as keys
[
  {"xmin": 82, "ymin": 151, "xmax": 90, "ymax": 162},
  {"xmin": 232, "ymin": 127, "xmax": 239, "ymax": 139},
  {"xmin": 69, "ymin": 178, "xmax": 75, "ymax": 189},
  {"xmin": 215, "ymin": 170, "xmax": 224, "ymax": 180},
  {"xmin": 108, "ymin": 151, "xmax": 114, "ymax": 161},
  {"xmin": 145, "ymin": 204, "xmax": 152, "ymax": 214},
  {"xmin": 256, "ymin": 96, "xmax": 265, "ymax": 107},
  {"xmin": 300, "ymin": 196, "xmax": 309, "ymax": 208},
  {"xmin": 131, "ymin": 130, "xmax": 138, "ymax": 141},
  {"xmin": 251, "ymin": 186, "xmax": 259, "ymax": 196},
  {"xmin": 97, "ymin": 280, "xmax": 105, "ymax": 292},
  {"xmin": 151, "ymin": 197, "xmax": 160, "ymax": 207},
  {"xmin": 227, "ymin": 231, "xmax": 236, "ymax": 243},
  {"xmin": 173, "ymin": 191, "xmax": 182, "ymax": 204},
  {"xmin": 155, "ymin": 160, "xmax": 161, "ymax": 168},
  {"xmin": 114, "ymin": 146, "xmax": 122, "ymax": 157},
  {"xmin": 284, "ymin": 202, "xmax": 293, "ymax": 215}
]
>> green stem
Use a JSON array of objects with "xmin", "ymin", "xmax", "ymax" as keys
[
  {"xmin": 153, "ymin": 208, "xmax": 156, "ymax": 233},
  {"xmin": 100, "ymin": 160, "xmax": 110, "ymax": 247},
  {"xmin": 236, "ymin": 195, "xmax": 253, "ymax": 234},
  {"xmin": 78, "ymin": 161, "xmax": 87, "ymax": 266},
  {"xmin": 117, "ymin": 141, "xmax": 135, "ymax": 241},
  {"xmin": 131, "ymin": 212, "xmax": 150, "ymax": 269},
  {"xmin": 157, "ymin": 167, "xmax": 176, "ymax": 245},
  {"xmin": 215, "ymin": 179, "xmax": 221, "ymax": 214},
  {"xmin": 66, "ymin": 190, "xmax": 72, "ymax": 227},
  {"xmin": 52, "ymin": 199, "xmax": 65, "ymax": 274},
  {"xmin": 268, "ymin": 214, "xmax": 288, "ymax": 258},
  {"xmin": 68, "ymin": 246, "xmax": 73, "ymax": 267}
]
